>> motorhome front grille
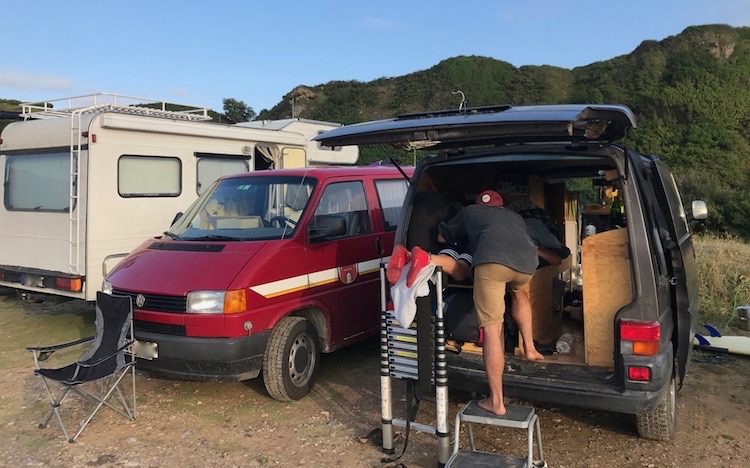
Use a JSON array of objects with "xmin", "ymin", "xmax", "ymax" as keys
[
  {"xmin": 112, "ymin": 289, "xmax": 187, "ymax": 313},
  {"xmin": 134, "ymin": 320, "xmax": 186, "ymax": 336}
]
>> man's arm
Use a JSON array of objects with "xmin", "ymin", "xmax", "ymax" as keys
[{"xmin": 537, "ymin": 247, "xmax": 562, "ymax": 266}]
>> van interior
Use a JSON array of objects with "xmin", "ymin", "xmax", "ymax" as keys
[{"xmin": 407, "ymin": 151, "xmax": 634, "ymax": 369}]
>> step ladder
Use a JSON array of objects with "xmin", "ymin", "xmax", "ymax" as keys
[
  {"xmin": 446, "ymin": 401, "xmax": 546, "ymax": 468},
  {"xmin": 379, "ymin": 266, "xmax": 452, "ymax": 464}
]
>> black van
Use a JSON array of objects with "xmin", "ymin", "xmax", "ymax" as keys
[{"xmin": 315, "ymin": 104, "xmax": 707, "ymax": 440}]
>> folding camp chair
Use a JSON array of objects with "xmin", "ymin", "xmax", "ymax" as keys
[{"xmin": 27, "ymin": 292, "xmax": 137, "ymax": 442}]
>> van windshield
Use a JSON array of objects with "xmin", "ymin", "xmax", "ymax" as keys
[{"xmin": 169, "ymin": 175, "xmax": 317, "ymax": 241}]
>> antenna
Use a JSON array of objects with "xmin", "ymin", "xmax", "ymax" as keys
[{"xmin": 452, "ymin": 90, "xmax": 467, "ymax": 112}]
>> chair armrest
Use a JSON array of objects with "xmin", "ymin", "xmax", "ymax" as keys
[
  {"xmin": 77, "ymin": 340, "xmax": 136, "ymax": 368},
  {"xmin": 27, "ymin": 335, "xmax": 95, "ymax": 357}
]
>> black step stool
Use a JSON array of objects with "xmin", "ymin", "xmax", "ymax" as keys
[{"xmin": 446, "ymin": 401, "xmax": 545, "ymax": 467}]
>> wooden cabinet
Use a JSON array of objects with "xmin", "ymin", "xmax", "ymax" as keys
[{"xmin": 581, "ymin": 228, "xmax": 633, "ymax": 367}]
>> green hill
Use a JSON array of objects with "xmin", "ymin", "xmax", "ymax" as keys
[{"xmin": 257, "ymin": 24, "xmax": 750, "ymax": 237}]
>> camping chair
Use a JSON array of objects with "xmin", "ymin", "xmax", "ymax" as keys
[{"xmin": 27, "ymin": 292, "xmax": 137, "ymax": 442}]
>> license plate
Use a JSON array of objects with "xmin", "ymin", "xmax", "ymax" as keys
[{"xmin": 132, "ymin": 340, "xmax": 158, "ymax": 360}]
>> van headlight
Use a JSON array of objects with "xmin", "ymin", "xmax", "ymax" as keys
[
  {"xmin": 187, "ymin": 290, "xmax": 246, "ymax": 314},
  {"xmin": 101, "ymin": 281, "xmax": 113, "ymax": 295}
]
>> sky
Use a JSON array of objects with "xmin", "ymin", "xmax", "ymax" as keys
[{"xmin": 2, "ymin": 1, "xmax": 749, "ymax": 115}]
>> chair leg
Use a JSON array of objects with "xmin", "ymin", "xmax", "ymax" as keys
[
  {"xmin": 37, "ymin": 376, "xmax": 74, "ymax": 441},
  {"xmin": 36, "ymin": 364, "xmax": 137, "ymax": 443},
  {"xmin": 70, "ymin": 369, "xmax": 133, "ymax": 442}
]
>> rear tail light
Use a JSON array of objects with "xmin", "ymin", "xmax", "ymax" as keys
[
  {"xmin": 56, "ymin": 277, "xmax": 83, "ymax": 292},
  {"xmin": 620, "ymin": 320, "xmax": 660, "ymax": 356},
  {"xmin": 620, "ymin": 320, "xmax": 660, "ymax": 382},
  {"xmin": 627, "ymin": 366, "xmax": 651, "ymax": 381}
]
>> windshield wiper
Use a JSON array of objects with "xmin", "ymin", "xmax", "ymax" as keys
[
  {"xmin": 189, "ymin": 234, "xmax": 241, "ymax": 242},
  {"xmin": 162, "ymin": 231, "xmax": 181, "ymax": 240}
]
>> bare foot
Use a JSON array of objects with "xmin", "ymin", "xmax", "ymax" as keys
[
  {"xmin": 526, "ymin": 349, "xmax": 545, "ymax": 361},
  {"xmin": 477, "ymin": 398, "xmax": 507, "ymax": 416}
]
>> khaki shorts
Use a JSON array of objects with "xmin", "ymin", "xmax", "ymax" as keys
[{"xmin": 473, "ymin": 263, "xmax": 533, "ymax": 327}]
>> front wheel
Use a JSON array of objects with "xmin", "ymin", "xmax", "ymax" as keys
[
  {"xmin": 636, "ymin": 375, "xmax": 677, "ymax": 441},
  {"xmin": 263, "ymin": 317, "xmax": 321, "ymax": 401}
]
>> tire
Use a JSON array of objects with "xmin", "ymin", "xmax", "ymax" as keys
[
  {"xmin": 636, "ymin": 375, "xmax": 677, "ymax": 441},
  {"xmin": 262, "ymin": 317, "xmax": 321, "ymax": 401}
]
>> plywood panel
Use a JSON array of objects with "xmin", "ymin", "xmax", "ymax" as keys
[
  {"xmin": 581, "ymin": 228, "xmax": 633, "ymax": 367},
  {"xmin": 520, "ymin": 255, "xmax": 572, "ymax": 346}
]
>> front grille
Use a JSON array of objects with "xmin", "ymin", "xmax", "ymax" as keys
[
  {"xmin": 113, "ymin": 289, "xmax": 187, "ymax": 313},
  {"xmin": 134, "ymin": 319, "xmax": 186, "ymax": 336}
]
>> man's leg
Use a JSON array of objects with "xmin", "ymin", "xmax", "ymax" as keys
[
  {"xmin": 473, "ymin": 264, "xmax": 509, "ymax": 416},
  {"xmin": 480, "ymin": 321, "xmax": 506, "ymax": 415},
  {"xmin": 510, "ymin": 289, "xmax": 544, "ymax": 361}
]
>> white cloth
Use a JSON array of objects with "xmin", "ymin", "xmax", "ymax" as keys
[{"xmin": 390, "ymin": 263, "xmax": 436, "ymax": 327}]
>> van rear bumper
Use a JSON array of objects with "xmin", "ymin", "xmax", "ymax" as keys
[
  {"xmin": 447, "ymin": 353, "xmax": 671, "ymax": 415},
  {"xmin": 134, "ymin": 330, "xmax": 271, "ymax": 381}
]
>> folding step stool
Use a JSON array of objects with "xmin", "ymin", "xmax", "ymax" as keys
[{"xmin": 446, "ymin": 401, "xmax": 545, "ymax": 467}]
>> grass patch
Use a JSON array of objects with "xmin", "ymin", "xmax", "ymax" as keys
[
  {"xmin": 0, "ymin": 296, "xmax": 95, "ymax": 370},
  {"xmin": 695, "ymin": 234, "xmax": 750, "ymax": 332}
]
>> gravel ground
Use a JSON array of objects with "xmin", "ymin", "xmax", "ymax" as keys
[{"xmin": 1, "ymin": 292, "xmax": 748, "ymax": 467}]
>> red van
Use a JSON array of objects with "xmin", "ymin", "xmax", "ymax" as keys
[{"xmin": 103, "ymin": 165, "xmax": 413, "ymax": 400}]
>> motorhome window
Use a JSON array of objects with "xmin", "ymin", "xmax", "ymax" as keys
[
  {"xmin": 4, "ymin": 152, "xmax": 72, "ymax": 212},
  {"xmin": 255, "ymin": 145, "xmax": 278, "ymax": 171},
  {"xmin": 375, "ymin": 178, "xmax": 409, "ymax": 231},
  {"xmin": 313, "ymin": 181, "xmax": 371, "ymax": 237},
  {"xmin": 196, "ymin": 157, "xmax": 249, "ymax": 195},
  {"xmin": 118, "ymin": 155, "xmax": 181, "ymax": 197}
]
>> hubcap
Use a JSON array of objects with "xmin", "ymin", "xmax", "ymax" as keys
[{"xmin": 288, "ymin": 332, "xmax": 315, "ymax": 387}]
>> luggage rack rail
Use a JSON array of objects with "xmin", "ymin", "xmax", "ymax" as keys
[{"xmin": 21, "ymin": 93, "xmax": 212, "ymax": 121}]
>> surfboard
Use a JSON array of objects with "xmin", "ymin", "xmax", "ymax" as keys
[{"xmin": 694, "ymin": 330, "xmax": 750, "ymax": 356}]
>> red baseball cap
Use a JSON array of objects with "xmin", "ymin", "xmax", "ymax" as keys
[{"xmin": 476, "ymin": 190, "xmax": 503, "ymax": 207}]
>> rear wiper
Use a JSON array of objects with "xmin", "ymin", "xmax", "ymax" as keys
[
  {"xmin": 162, "ymin": 231, "xmax": 181, "ymax": 240},
  {"xmin": 189, "ymin": 235, "xmax": 241, "ymax": 241}
]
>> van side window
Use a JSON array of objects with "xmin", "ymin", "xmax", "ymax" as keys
[
  {"xmin": 4, "ymin": 151, "xmax": 72, "ymax": 212},
  {"xmin": 196, "ymin": 155, "xmax": 249, "ymax": 195},
  {"xmin": 314, "ymin": 181, "xmax": 371, "ymax": 237},
  {"xmin": 375, "ymin": 179, "xmax": 409, "ymax": 231},
  {"xmin": 118, "ymin": 155, "xmax": 181, "ymax": 197}
]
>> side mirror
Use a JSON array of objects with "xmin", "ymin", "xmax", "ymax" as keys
[
  {"xmin": 308, "ymin": 215, "xmax": 347, "ymax": 243},
  {"xmin": 690, "ymin": 200, "xmax": 708, "ymax": 220},
  {"xmin": 171, "ymin": 212, "xmax": 183, "ymax": 226}
]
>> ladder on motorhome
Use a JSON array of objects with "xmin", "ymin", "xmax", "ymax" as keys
[
  {"xmin": 19, "ymin": 93, "xmax": 215, "ymax": 276},
  {"xmin": 69, "ymin": 109, "xmax": 82, "ymax": 275}
]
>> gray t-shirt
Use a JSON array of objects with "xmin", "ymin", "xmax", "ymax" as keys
[{"xmin": 438, "ymin": 204, "xmax": 539, "ymax": 275}]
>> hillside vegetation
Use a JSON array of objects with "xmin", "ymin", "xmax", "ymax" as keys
[{"xmin": 258, "ymin": 24, "xmax": 750, "ymax": 237}]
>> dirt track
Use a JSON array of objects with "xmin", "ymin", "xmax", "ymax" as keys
[{"xmin": 1, "ymin": 293, "xmax": 748, "ymax": 467}]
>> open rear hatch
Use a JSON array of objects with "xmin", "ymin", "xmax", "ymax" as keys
[{"xmin": 313, "ymin": 104, "xmax": 636, "ymax": 149}]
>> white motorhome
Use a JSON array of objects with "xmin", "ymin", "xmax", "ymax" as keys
[{"xmin": 0, "ymin": 93, "xmax": 358, "ymax": 302}]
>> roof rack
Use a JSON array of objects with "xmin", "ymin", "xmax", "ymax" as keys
[{"xmin": 20, "ymin": 92, "xmax": 213, "ymax": 121}]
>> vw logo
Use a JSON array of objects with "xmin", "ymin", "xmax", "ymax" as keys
[{"xmin": 135, "ymin": 294, "xmax": 146, "ymax": 308}]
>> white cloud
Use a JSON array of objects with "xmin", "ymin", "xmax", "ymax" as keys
[
  {"xmin": 0, "ymin": 70, "xmax": 73, "ymax": 92},
  {"xmin": 363, "ymin": 17, "xmax": 396, "ymax": 29}
]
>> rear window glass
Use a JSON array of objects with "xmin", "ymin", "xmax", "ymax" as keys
[{"xmin": 4, "ymin": 151, "xmax": 71, "ymax": 212}]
